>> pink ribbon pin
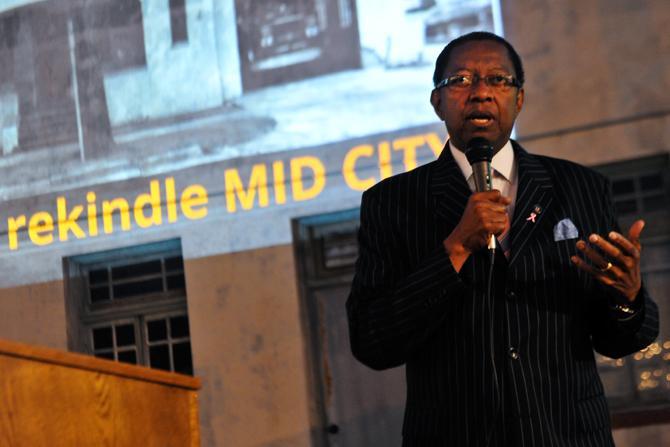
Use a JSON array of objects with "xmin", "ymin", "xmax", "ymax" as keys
[{"xmin": 526, "ymin": 212, "xmax": 537, "ymax": 223}]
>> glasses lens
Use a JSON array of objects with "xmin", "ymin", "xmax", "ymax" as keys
[
  {"xmin": 487, "ymin": 75, "xmax": 507, "ymax": 86},
  {"xmin": 441, "ymin": 74, "xmax": 517, "ymax": 90},
  {"xmin": 447, "ymin": 75, "xmax": 470, "ymax": 88}
]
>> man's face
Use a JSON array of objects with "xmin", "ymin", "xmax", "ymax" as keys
[{"xmin": 430, "ymin": 40, "xmax": 524, "ymax": 153}]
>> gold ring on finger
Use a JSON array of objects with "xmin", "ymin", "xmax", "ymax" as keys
[{"xmin": 599, "ymin": 261, "xmax": 613, "ymax": 273}]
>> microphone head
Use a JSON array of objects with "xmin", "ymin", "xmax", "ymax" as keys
[{"xmin": 465, "ymin": 137, "xmax": 493, "ymax": 165}]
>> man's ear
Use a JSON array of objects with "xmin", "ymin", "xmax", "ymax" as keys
[{"xmin": 430, "ymin": 89, "xmax": 445, "ymax": 120}]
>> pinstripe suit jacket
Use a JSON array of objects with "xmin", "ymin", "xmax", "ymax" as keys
[{"xmin": 346, "ymin": 141, "xmax": 659, "ymax": 446}]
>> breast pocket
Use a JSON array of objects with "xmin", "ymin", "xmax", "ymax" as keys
[
  {"xmin": 535, "ymin": 238, "xmax": 579, "ymax": 280},
  {"xmin": 552, "ymin": 238, "xmax": 579, "ymax": 266}
]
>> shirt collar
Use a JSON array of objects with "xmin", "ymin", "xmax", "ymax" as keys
[{"xmin": 449, "ymin": 139, "xmax": 515, "ymax": 182}]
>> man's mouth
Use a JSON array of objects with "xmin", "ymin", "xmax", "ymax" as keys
[{"xmin": 466, "ymin": 112, "xmax": 494, "ymax": 127}]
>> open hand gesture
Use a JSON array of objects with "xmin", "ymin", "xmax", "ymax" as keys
[{"xmin": 571, "ymin": 220, "xmax": 644, "ymax": 302}]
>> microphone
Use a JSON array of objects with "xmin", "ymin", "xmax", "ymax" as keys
[{"xmin": 465, "ymin": 137, "xmax": 495, "ymax": 251}]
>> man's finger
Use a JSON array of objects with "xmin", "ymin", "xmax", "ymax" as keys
[
  {"xmin": 608, "ymin": 231, "xmax": 640, "ymax": 259},
  {"xmin": 571, "ymin": 255, "xmax": 617, "ymax": 286},
  {"xmin": 473, "ymin": 190, "xmax": 502, "ymax": 201},
  {"xmin": 496, "ymin": 195, "xmax": 513, "ymax": 205},
  {"xmin": 588, "ymin": 234, "xmax": 622, "ymax": 260},
  {"xmin": 627, "ymin": 219, "xmax": 645, "ymax": 246},
  {"xmin": 576, "ymin": 240, "xmax": 609, "ymax": 267},
  {"xmin": 472, "ymin": 190, "xmax": 512, "ymax": 205}
]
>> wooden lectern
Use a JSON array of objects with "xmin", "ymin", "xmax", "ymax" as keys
[{"xmin": 0, "ymin": 338, "xmax": 200, "ymax": 446}]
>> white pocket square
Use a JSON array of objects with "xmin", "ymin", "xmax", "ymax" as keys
[{"xmin": 554, "ymin": 218, "xmax": 579, "ymax": 241}]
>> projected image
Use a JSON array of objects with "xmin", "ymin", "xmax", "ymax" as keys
[
  {"xmin": 235, "ymin": 0, "xmax": 361, "ymax": 90},
  {"xmin": 0, "ymin": 0, "xmax": 497, "ymax": 199}
]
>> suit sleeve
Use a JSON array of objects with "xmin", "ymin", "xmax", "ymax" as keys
[
  {"xmin": 346, "ymin": 188, "xmax": 470, "ymax": 370},
  {"xmin": 587, "ymin": 178, "xmax": 659, "ymax": 359}
]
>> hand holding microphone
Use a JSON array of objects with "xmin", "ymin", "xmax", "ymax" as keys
[
  {"xmin": 443, "ymin": 138, "xmax": 511, "ymax": 271},
  {"xmin": 466, "ymin": 137, "xmax": 497, "ymax": 252}
]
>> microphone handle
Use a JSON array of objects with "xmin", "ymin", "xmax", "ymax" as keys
[
  {"xmin": 471, "ymin": 161, "xmax": 491, "ymax": 192},
  {"xmin": 471, "ymin": 161, "xmax": 496, "ymax": 251}
]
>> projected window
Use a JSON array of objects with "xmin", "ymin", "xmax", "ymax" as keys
[
  {"xmin": 91, "ymin": 320, "xmax": 138, "ymax": 363},
  {"xmin": 146, "ymin": 315, "xmax": 193, "ymax": 374},
  {"xmin": 169, "ymin": 0, "xmax": 188, "ymax": 44},
  {"xmin": 89, "ymin": 313, "xmax": 192, "ymax": 374},
  {"xmin": 96, "ymin": 0, "xmax": 147, "ymax": 71},
  {"xmin": 65, "ymin": 239, "xmax": 193, "ymax": 375},
  {"xmin": 86, "ymin": 255, "xmax": 185, "ymax": 303}
]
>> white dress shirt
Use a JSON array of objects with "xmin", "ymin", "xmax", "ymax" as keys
[
  {"xmin": 449, "ymin": 140, "xmax": 518, "ymax": 255},
  {"xmin": 449, "ymin": 140, "xmax": 518, "ymax": 221}
]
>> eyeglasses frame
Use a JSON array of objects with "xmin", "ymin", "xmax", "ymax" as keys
[{"xmin": 434, "ymin": 73, "xmax": 522, "ymax": 91}]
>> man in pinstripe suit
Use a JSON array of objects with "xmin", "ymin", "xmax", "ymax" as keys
[{"xmin": 346, "ymin": 32, "xmax": 659, "ymax": 446}]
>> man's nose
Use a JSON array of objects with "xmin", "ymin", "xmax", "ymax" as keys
[{"xmin": 468, "ymin": 79, "xmax": 493, "ymax": 101}]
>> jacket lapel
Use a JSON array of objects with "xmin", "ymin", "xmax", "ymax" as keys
[
  {"xmin": 507, "ymin": 142, "xmax": 554, "ymax": 266},
  {"xmin": 430, "ymin": 142, "xmax": 471, "ymax": 229},
  {"xmin": 429, "ymin": 141, "xmax": 556, "ymax": 268}
]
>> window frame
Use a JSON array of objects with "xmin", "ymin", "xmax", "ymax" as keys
[
  {"xmin": 168, "ymin": 0, "xmax": 188, "ymax": 45},
  {"xmin": 64, "ymin": 238, "xmax": 193, "ymax": 375}
]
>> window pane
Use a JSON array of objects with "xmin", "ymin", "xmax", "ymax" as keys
[
  {"xmin": 167, "ymin": 274, "xmax": 185, "ymax": 290},
  {"xmin": 169, "ymin": 0, "xmax": 188, "ymax": 44},
  {"xmin": 641, "ymin": 242, "xmax": 669, "ymax": 268},
  {"xmin": 170, "ymin": 315, "xmax": 190, "ymax": 338},
  {"xmin": 640, "ymin": 173, "xmax": 663, "ymax": 191},
  {"xmin": 150, "ymin": 345, "xmax": 171, "ymax": 371},
  {"xmin": 172, "ymin": 342, "xmax": 193, "ymax": 375},
  {"xmin": 323, "ymin": 237, "xmax": 358, "ymax": 269},
  {"xmin": 113, "ymin": 278, "xmax": 164, "ymax": 299},
  {"xmin": 112, "ymin": 260, "xmax": 162, "ymax": 280},
  {"xmin": 89, "ymin": 268, "xmax": 108, "ymax": 284},
  {"xmin": 117, "ymin": 350, "xmax": 137, "ymax": 365},
  {"xmin": 95, "ymin": 351, "xmax": 114, "ymax": 360},
  {"xmin": 612, "ymin": 178, "xmax": 635, "ymax": 195},
  {"xmin": 90, "ymin": 286, "xmax": 110, "ymax": 303},
  {"xmin": 615, "ymin": 198, "xmax": 638, "ymax": 215},
  {"xmin": 115, "ymin": 323, "xmax": 135, "ymax": 347},
  {"xmin": 642, "ymin": 194, "xmax": 667, "ymax": 212},
  {"xmin": 147, "ymin": 319, "xmax": 168, "ymax": 342},
  {"xmin": 165, "ymin": 256, "xmax": 184, "ymax": 272},
  {"xmin": 93, "ymin": 326, "xmax": 113, "ymax": 349}
]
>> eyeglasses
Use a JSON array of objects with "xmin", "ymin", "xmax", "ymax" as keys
[{"xmin": 435, "ymin": 73, "xmax": 521, "ymax": 91}]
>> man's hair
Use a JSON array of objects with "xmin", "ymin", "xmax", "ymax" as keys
[{"xmin": 432, "ymin": 31, "xmax": 525, "ymax": 88}]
